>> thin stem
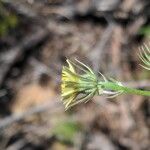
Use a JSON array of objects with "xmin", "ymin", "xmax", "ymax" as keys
[{"xmin": 98, "ymin": 82, "xmax": 150, "ymax": 96}]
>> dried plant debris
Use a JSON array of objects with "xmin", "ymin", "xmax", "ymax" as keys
[{"xmin": 0, "ymin": 0, "xmax": 150, "ymax": 149}]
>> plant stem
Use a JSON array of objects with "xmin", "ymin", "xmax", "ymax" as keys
[{"xmin": 98, "ymin": 82, "xmax": 150, "ymax": 96}]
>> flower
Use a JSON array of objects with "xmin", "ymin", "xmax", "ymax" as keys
[{"xmin": 61, "ymin": 59, "xmax": 100, "ymax": 109}]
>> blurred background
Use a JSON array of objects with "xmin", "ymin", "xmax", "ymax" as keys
[{"xmin": 0, "ymin": 0, "xmax": 150, "ymax": 150}]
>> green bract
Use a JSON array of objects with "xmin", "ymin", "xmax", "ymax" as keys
[{"xmin": 139, "ymin": 44, "xmax": 150, "ymax": 70}]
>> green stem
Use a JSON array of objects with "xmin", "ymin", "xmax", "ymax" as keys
[{"xmin": 98, "ymin": 82, "xmax": 150, "ymax": 96}]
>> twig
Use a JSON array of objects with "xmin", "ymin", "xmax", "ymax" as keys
[
  {"xmin": 0, "ymin": 98, "xmax": 62, "ymax": 129},
  {"xmin": 0, "ymin": 27, "xmax": 49, "ymax": 86},
  {"xmin": 2, "ymin": 0, "xmax": 37, "ymax": 18},
  {"xmin": 6, "ymin": 139, "xmax": 27, "ymax": 150},
  {"xmin": 89, "ymin": 23, "xmax": 115, "ymax": 71},
  {"xmin": 124, "ymin": 80, "xmax": 150, "ymax": 89},
  {"xmin": 30, "ymin": 58, "xmax": 60, "ymax": 83}
]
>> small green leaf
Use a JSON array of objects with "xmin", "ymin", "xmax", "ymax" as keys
[
  {"xmin": 0, "ymin": 3, "xmax": 18, "ymax": 37},
  {"xmin": 139, "ymin": 26, "xmax": 150, "ymax": 37},
  {"xmin": 52, "ymin": 121, "xmax": 80, "ymax": 144},
  {"xmin": 139, "ymin": 44, "xmax": 150, "ymax": 70}
]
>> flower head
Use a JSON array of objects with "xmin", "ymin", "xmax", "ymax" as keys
[{"xmin": 61, "ymin": 59, "xmax": 100, "ymax": 109}]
